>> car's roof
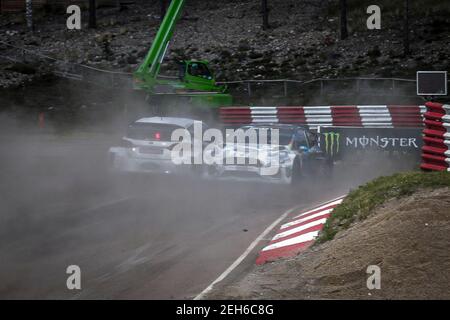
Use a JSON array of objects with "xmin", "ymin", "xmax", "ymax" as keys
[
  {"xmin": 134, "ymin": 117, "xmax": 198, "ymax": 128},
  {"xmin": 240, "ymin": 123, "xmax": 309, "ymax": 131}
]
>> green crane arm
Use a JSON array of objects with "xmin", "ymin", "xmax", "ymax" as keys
[{"xmin": 134, "ymin": 0, "xmax": 185, "ymax": 83}]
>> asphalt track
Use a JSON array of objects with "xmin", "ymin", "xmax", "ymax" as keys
[{"xmin": 0, "ymin": 133, "xmax": 397, "ymax": 299}]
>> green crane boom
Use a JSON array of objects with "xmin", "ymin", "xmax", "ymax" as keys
[
  {"xmin": 135, "ymin": 0, "xmax": 185, "ymax": 82},
  {"xmin": 133, "ymin": 0, "xmax": 232, "ymax": 110}
]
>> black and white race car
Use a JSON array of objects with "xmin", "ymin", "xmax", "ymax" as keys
[{"xmin": 207, "ymin": 124, "xmax": 332, "ymax": 184}]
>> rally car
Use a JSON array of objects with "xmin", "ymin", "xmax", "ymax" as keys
[
  {"xmin": 206, "ymin": 124, "xmax": 332, "ymax": 184},
  {"xmin": 108, "ymin": 116, "xmax": 206, "ymax": 176}
]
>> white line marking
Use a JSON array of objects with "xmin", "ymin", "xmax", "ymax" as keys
[
  {"xmin": 292, "ymin": 196, "xmax": 344, "ymax": 219},
  {"xmin": 193, "ymin": 204, "xmax": 301, "ymax": 300},
  {"xmin": 262, "ymin": 230, "xmax": 319, "ymax": 252},
  {"xmin": 283, "ymin": 209, "xmax": 332, "ymax": 229},
  {"xmin": 273, "ymin": 218, "xmax": 327, "ymax": 241},
  {"xmin": 292, "ymin": 200, "xmax": 339, "ymax": 219},
  {"xmin": 303, "ymin": 106, "xmax": 331, "ymax": 114}
]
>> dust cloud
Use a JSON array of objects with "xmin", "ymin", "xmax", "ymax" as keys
[{"xmin": 0, "ymin": 79, "xmax": 419, "ymax": 298}]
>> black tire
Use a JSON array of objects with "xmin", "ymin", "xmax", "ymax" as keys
[{"xmin": 291, "ymin": 157, "xmax": 302, "ymax": 186}]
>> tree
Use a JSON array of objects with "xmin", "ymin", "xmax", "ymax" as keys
[
  {"xmin": 25, "ymin": 0, "xmax": 33, "ymax": 31},
  {"xmin": 340, "ymin": 0, "xmax": 348, "ymax": 40},
  {"xmin": 261, "ymin": 0, "xmax": 269, "ymax": 30},
  {"xmin": 89, "ymin": 0, "xmax": 97, "ymax": 28},
  {"xmin": 403, "ymin": 0, "xmax": 410, "ymax": 56},
  {"xmin": 160, "ymin": 0, "xmax": 167, "ymax": 21}
]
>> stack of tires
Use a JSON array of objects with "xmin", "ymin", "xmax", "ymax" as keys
[{"xmin": 421, "ymin": 102, "xmax": 450, "ymax": 171}]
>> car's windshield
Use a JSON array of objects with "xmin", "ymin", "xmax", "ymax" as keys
[
  {"xmin": 127, "ymin": 123, "xmax": 183, "ymax": 141},
  {"xmin": 237, "ymin": 127, "xmax": 296, "ymax": 146}
]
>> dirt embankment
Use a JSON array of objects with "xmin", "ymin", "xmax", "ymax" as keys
[{"xmin": 207, "ymin": 186, "xmax": 450, "ymax": 299}]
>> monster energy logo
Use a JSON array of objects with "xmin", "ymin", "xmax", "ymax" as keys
[{"xmin": 324, "ymin": 132, "xmax": 340, "ymax": 156}]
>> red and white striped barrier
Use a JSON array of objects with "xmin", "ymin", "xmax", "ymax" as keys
[
  {"xmin": 256, "ymin": 196, "xmax": 346, "ymax": 265},
  {"xmin": 421, "ymin": 102, "xmax": 450, "ymax": 172},
  {"xmin": 220, "ymin": 105, "xmax": 425, "ymax": 129}
]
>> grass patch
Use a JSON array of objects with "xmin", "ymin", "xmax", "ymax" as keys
[{"xmin": 317, "ymin": 170, "xmax": 450, "ymax": 243}]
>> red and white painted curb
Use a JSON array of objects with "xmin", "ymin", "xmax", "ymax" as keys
[
  {"xmin": 256, "ymin": 195, "xmax": 346, "ymax": 265},
  {"xmin": 220, "ymin": 105, "xmax": 425, "ymax": 129}
]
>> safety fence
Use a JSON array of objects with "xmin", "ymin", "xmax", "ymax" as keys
[
  {"xmin": 3, "ymin": 41, "xmax": 444, "ymax": 100},
  {"xmin": 420, "ymin": 102, "xmax": 450, "ymax": 172},
  {"xmin": 219, "ymin": 105, "xmax": 425, "ymax": 130},
  {"xmin": 0, "ymin": 40, "xmax": 133, "ymax": 89},
  {"xmin": 217, "ymin": 78, "xmax": 425, "ymax": 100}
]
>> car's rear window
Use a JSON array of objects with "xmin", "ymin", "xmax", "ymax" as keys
[{"xmin": 127, "ymin": 123, "xmax": 184, "ymax": 141}]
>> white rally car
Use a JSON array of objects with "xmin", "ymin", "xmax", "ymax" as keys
[{"xmin": 108, "ymin": 117, "xmax": 206, "ymax": 175}]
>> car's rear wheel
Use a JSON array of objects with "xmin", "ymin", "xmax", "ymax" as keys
[{"xmin": 291, "ymin": 157, "xmax": 302, "ymax": 186}]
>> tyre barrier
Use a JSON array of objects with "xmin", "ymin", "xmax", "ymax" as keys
[
  {"xmin": 420, "ymin": 102, "xmax": 450, "ymax": 172},
  {"xmin": 219, "ymin": 105, "xmax": 425, "ymax": 130}
]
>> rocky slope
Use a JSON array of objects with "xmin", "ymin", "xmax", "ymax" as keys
[{"xmin": 0, "ymin": 0, "xmax": 449, "ymax": 88}]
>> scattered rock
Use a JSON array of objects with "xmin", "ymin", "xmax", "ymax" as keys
[
  {"xmin": 367, "ymin": 46, "xmax": 382, "ymax": 59},
  {"xmin": 126, "ymin": 55, "xmax": 138, "ymax": 64}
]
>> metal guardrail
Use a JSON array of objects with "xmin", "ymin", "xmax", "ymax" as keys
[{"xmin": 216, "ymin": 77, "xmax": 430, "ymax": 99}]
